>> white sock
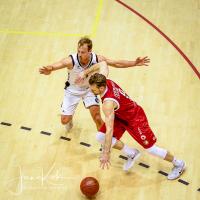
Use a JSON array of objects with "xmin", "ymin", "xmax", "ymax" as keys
[
  {"xmin": 146, "ymin": 145, "xmax": 167, "ymax": 159},
  {"xmin": 172, "ymin": 158, "xmax": 183, "ymax": 167},
  {"xmin": 122, "ymin": 145, "xmax": 137, "ymax": 156}
]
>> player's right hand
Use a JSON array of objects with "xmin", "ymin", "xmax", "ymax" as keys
[
  {"xmin": 39, "ymin": 66, "xmax": 52, "ymax": 75},
  {"xmin": 100, "ymin": 152, "xmax": 111, "ymax": 170}
]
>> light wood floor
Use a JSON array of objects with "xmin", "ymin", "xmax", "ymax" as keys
[{"xmin": 0, "ymin": 0, "xmax": 200, "ymax": 199}]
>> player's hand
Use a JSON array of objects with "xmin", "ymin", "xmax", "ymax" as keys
[
  {"xmin": 75, "ymin": 71, "xmax": 85, "ymax": 84},
  {"xmin": 100, "ymin": 152, "xmax": 111, "ymax": 169},
  {"xmin": 39, "ymin": 66, "xmax": 53, "ymax": 75},
  {"xmin": 134, "ymin": 56, "xmax": 150, "ymax": 66}
]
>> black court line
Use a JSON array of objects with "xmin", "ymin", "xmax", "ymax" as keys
[
  {"xmin": 1, "ymin": 122, "xmax": 12, "ymax": 126},
  {"xmin": 80, "ymin": 142, "xmax": 91, "ymax": 147},
  {"xmin": 178, "ymin": 179, "xmax": 189, "ymax": 186},
  {"xmin": 158, "ymin": 170, "xmax": 168, "ymax": 176},
  {"xmin": 20, "ymin": 126, "xmax": 32, "ymax": 131},
  {"xmin": 40, "ymin": 131, "xmax": 51, "ymax": 136},
  {"xmin": 2, "ymin": 119, "xmax": 198, "ymax": 192},
  {"xmin": 119, "ymin": 155, "xmax": 128, "ymax": 160},
  {"xmin": 115, "ymin": 0, "xmax": 200, "ymax": 79},
  {"xmin": 119, "ymin": 157, "xmax": 150, "ymax": 169},
  {"xmin": 60, "ymin": 136, "xmax": 71, "ymax": 141},
  {"xmin": 138, "ymin": 162, "xmax": 150, "ymax": 168}
]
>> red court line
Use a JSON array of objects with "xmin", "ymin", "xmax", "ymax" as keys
[{"xmin": 115, "ymin": 0, "xmax": 200, "ymax": 80}]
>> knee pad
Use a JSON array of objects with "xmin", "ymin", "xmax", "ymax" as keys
[
  {"xmin": 146, "ymin": 145, "xmax": 167, "ymax": 159},
  {"xmin": 96, "ymin": 132, "xmax": 105, "ymax": 144},
  {"xmin": 96, "ymin": 132, "xmax": 117, "ymax": 147}
]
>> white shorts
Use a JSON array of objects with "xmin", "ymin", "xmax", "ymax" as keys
[{"xmin": 61, "ymin": 89, "xmax": 100, "ymax": 115}]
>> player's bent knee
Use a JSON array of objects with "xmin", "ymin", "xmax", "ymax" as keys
[
  {"xmin": 146, "ymin": 145, "xmax": 167, "ymax": 159},
  {"xmin": 96, "ymin": 132, "xmax": 117, "ymax": 147},
  {"xmin": 96, "ymin": 132, "xmax": 105, "ymax": 144}
]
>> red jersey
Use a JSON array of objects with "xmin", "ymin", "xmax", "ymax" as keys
[
  {"xmin": 100, "ymin": 79, "xmax": 157, "ymax": 149},
  {"xmin": 101, "ymin": 79, "xmax": 137, "ymax": 121}
]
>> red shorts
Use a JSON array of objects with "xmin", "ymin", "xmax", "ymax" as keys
[{"xmin": 99, "ymin": 105, "xmax": 157, "ymax": 149}]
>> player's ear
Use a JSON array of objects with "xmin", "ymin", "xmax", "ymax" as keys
[{"xmin": 99, "ymin": 86, "xmax": 104, "ymax": 91}]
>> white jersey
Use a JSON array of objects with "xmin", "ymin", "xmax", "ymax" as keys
[{"xmin": 66, "ymin": 52, "xmax": 98, "ymax": 95}]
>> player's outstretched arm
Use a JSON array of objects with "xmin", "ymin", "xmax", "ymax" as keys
[
  {"xmin": 39, "ymin": 57, "xmax": 73, "ymax": 75},
  {"xmin": 100, "ymin": 100, "xmax": 115, "ymax": 170},
  {"xmin": 98, "ymin": 55, "xmax": 150, "ymax": 68}
]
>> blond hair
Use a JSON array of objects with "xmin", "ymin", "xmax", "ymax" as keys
[{"xmin": 78, "ymin": 36, "xmax": 93, "ymax": 51}]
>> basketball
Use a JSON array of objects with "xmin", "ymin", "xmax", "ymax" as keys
[{"xmin": 80, "ymin": 177, "xmax": 99, "ymax": 197}]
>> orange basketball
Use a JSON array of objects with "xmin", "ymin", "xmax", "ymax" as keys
[{"xmin": 80, "ymin": 177, "xmax": 99, "ymax": 197}]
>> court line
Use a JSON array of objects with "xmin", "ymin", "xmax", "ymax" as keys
[
  {"xmin": 0, "ymin": 0, "xmax": 103, "ymax": 37},
  {"xmin": 115, "ymin": 0, "xmax": 200, "ymax": 80},
  {"xmin": 0, "ymin": 120, "xmax": 196, "ymax": 190},
  {"xmin": 60, "ymin": 136, "xmax": 71, "ymax": 141},
  {"xmin": 178, "ymin": 179, "xmax": 189, "ymax": 186},
  {"xmin": 91, "ymin": 0, "xmax": 104, "ymax": 37},
  {"xmin": 40, "ymin": 131, "xmax": 51, "ymax": 136},
  {"xmin": 0, "ymin": 30, "xmax": 87, "ymax": 37},
  {"xmin": 158, "ymin": 170, "xmax": 168, "ymax": 176},
  {"xmin": 20, "ymin": 126, "xmax": 32, "ymax": 131},
  {"xmin": 1, "ymin": 122, "xmax": 12, "ymax": 126},
  {"xmin": 80, "ymin": 142, "xmax": 91, "ymax": 147}
]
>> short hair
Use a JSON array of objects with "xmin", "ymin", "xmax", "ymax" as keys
[
  {"xmin": 78, "ymin": 36, "xmax": 92, "ymax": 51},
  {"xmin": 89, "ymin": 73, "xmax": 106, "ymax": 88}
]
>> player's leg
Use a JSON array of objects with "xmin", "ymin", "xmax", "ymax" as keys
[
  {"xmin": 61, "ymin": 115, "xmax": 73, "ymax": 132},
  {"xmin": 89, "ymin": 105, "xmax": 104, "ymax": 130},
  {"xmin": 61, "ymin": 90, "xmax": 81, "ymax": 132},
  {"xmin": 97, "ymin": 117, "xmax": 140, "ymax": 171},
  {"xmin": 128, "ymin": 105, "xmax": 185, "ymax": 180},
  {"xmin": 146, "ymin": 145, "xmax": 185, "ymax": 180},
  {"xmin": 82, "ymin": 91, "xmax": 104, "ymax": 130}
]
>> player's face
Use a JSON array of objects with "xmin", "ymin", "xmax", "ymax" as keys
[
  {"xmin": 77, "ymin": 44, "xmax": 91, "ymax": 61},
  {"xmin": 90, "ymin": 84, "xmax": 102, "ymax": 95}
]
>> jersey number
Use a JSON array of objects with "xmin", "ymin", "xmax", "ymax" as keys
[{"xmin": 118, "ymin": 89, "xmax": 130, "ymax": 99}]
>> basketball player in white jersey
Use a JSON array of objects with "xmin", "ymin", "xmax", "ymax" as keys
[{"xmin": 39, "ymin": 37, "xmax": 150, "ymax": 132}]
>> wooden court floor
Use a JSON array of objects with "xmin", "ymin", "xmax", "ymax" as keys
[{"xmin": 0, "ymin": 0, "xmax": 200, "ymax": 199}]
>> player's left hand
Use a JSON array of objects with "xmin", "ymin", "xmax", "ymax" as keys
[
  {"xmin": 100, "ymin": 152, "xmax": 111, "ymax": 169},
  {"xmin": 135, "ymin": 56, "xmax": 150, "ymax": 66}
]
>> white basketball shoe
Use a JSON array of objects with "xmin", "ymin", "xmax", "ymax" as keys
[
  {"xmin": 167, "ymin": 160, "xmax": 186, "ymax": 180},
  {"xmin": 123, "ymin": 149, "xmax": 141, "ymax": 171}
]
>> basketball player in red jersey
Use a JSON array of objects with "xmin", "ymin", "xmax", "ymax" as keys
[
  {"xmin": 39, "ymin": 37, "xmax": 150, "ymax": 132},
  {"xmin": 88, "ymin": 73, "xmax": 185, "ymax": 180}
]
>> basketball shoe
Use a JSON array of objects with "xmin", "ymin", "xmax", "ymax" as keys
[
  {"xmin": 167, "ymin": 160, "xmax": 186, "ymax": 180},
  {"xmin": 123, "ymin": 149, "xmax": 140, "ymax": 171}
]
